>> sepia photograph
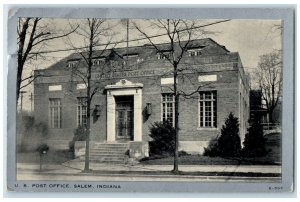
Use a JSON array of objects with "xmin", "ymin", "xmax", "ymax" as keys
[{"xmin": 6, "ymin": 7, "xmax": 295, "ymax": 192}]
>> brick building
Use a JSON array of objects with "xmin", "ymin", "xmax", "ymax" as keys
[{"xmin": 33, "ymin": 38, "xmax": 250, "ymax": 161}]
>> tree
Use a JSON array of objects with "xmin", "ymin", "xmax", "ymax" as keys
[
  {"xmin": 66, "ymin": 18, "xmax": 115, "ymax": 172},
  {"xmin": 133, "ymin": 19, "xmax": 230, "ymax": 174},
  {"xmin": 218, "ymin": 113, "xmax": 241, "ymax": 157},
  {"xmin": 17, "ymin": 18, "xmax": 77, "ymax": 103},
  {"xmin": 257, "ymin": 51, "xmax": 282, "ymax": 123},
  {"xmin": 203, "ymin": 113, "xmax": 241, "ymax": 157},
  {"xmin": 242, "ymin": 118, "xmax": 266, "ymax": 157}
]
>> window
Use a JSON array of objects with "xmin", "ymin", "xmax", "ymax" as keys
[
  {"xmin": 77, "ymin": 97, "xmax": 87, "ymax": 126},
  {"xmin": 157, "ymin": 53, "xmax": 166, "ymax": 60},
  {"xmin": 67, "ymin": 61, "xmax": 78, "ymax": 68},
  {"xmin": 187, "ymin": 48, "xmax": 203, "ymax": 57},
  {"xmin": 49, "ymin": 98, "xmax": 62, "ymax": 128},
  {"xmin": 93, "ymin": 58, "xmax": 105, "ymax": 66},
  {"xmin": 157, "ymin": 51, "xmax": 170, "ymax": 60},
  {"xmin": 199, "ymin": 91, "xmax": 217, "ymax": 128},
  {"xmin": 161, "ymin": 94, "xmax": 175, "ymax": 126}
]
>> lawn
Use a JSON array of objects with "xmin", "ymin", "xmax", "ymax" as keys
[
  {"xmin": 17, "ymin": 150, "xmax": 73, "ymax": 164},
  {"xmin": 140, "ymin": 154, "xmax": 280, "ymax": 165},
  {"xmin": 140, "ymin": 132, "xmax": 281, "ymax": 166}
]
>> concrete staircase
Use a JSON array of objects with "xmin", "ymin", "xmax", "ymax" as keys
[{"xmin": 80, "ymin": 143, "xmax": 129, "ymax": 164}]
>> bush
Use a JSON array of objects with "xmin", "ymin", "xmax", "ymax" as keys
[
  {"xmin": 218, "ymin": 112, "xmax": 241, "ymax": 157},
  {"xmin": 17, "ymin": 113, "xmax": 49, "ymax": 152},
  {"xmin": 204, "ymin": 112, "xmax": 241, "ymax": 157},
  {"xmin": 69, "ymin": 126, "xmax": 88, "ymax": 152},
  {"xmin": 178, "ymin": 150, "xmax": 190, "ymax": 156},
  {"xmin": 148, "ymin": 121, "xmax": 175, "ymax": 156},
  {"xmin": 203, "ymin": 136, "xmax": 220, "ymax": 157},
  {"xmin": 242, "ymin": 118, "xmax": 267, "ymax": 157}
]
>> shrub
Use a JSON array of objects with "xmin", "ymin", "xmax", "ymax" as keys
[
  {"xmin": 204, "ymin": 112, "xmax": 241, "ymax": 157},
  {"xmin": 148, "ymin": 121, "xmax": 175, "ymax": 156},
  {"xmin": 218, "ymin": 112, "xmax": 241, "ymax": 157},
  {"xmin": 69, "ymin": 126, "xmax": 88, "ymax": 152},
  {"xmin": 178, "ymin": 150, "xmax": 190, "ymax": 156},
  {"xmin": 17, "ymin": 113, "xmax": 49, "ymax": 152},
  {"xmin": 203, "ymin": 136, "xmax": 220, "ymax": 157},
  {"xmin": 242, "ymin": 118, "xmax": 267, "ymax": 157}
]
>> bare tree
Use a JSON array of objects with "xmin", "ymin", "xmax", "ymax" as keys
[
  {"xmin": 257, "ymin": 51, "xmax": 282, "ymax": 123},
  {"xmin": 133, "ymin": 19, "xmax": 229, "ymax": 174},
  {"xmin": 17, "ymin": 18, "xmax": 77, "ymax": 103},
  {"xmin": 67, "ymin": 18, "xmax": 116, "ymax": 172}
]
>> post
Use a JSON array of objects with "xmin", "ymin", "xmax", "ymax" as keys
[
  {"xmin": 126, "ymin": 19, "xmax": 129, "ymax": 61},
  {"xmin": 30, "ymin": 92, "xmax": 33, "ymax": 113},
  {"xmin": 39, "ymin": 153, "xmax": 42, "ymax": 171}
]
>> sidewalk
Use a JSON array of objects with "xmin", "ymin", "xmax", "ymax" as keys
[
  {"xmin": 63, "ymin": 159, "xmax": 281, "ymax": 174},
  {"xmin": 17, "ymin": 159, "xmax": 281, "ymax": 176}
]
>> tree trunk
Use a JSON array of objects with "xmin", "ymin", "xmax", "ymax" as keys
[
  {"xmin": 268, "ymin": 108, "xmax": 274, "ymax": 123},
  {"xmin": 83, "ymin": 19, "xmax": 94, "ymax": 172},
  {"xmin": 16, "ymin": 63, "xmax": 22, "ymax": 104},
  {"xmin": 83, "ymin": 105, "xmax": 91, "ymax": 172},
  {"xmin": 173, "ymin": 94, "xmax": 179, "ymax": 174},
  {"xmin": 172, "ymin": 63, "xmax": 179, "ymax": 174}
]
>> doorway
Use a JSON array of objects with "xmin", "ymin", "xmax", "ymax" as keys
[{"xmin": 115, "ymin": 96, "xmax": 134, "ymax": 141}]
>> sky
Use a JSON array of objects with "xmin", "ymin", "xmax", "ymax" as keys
[{"xmin": 19, "ymin": 19, "xmax": 281, "ymax": 111}]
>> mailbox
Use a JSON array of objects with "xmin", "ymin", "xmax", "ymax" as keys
[
  {"xmin": 37, "ymin": 144, "xmax": 49, "ymax": 155},
  {"xmin": 37, "ymin": 144, "xmax": 49, "ymax": 171}
]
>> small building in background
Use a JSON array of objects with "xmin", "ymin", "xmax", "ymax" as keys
[{"xmin": 249, "ymin": 90, "xmax": 269, "ymax": 124}]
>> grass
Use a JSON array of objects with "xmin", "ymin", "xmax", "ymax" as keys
[
  {"xmin": 140, "ymin": 154, "xmax": 280, "ymax": 165},
  {"xmin": 17, "ymin": 150, "xmax": 74, "ymax": 164}
]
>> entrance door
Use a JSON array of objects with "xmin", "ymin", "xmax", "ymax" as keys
[{"xmin": 115, "ymin": 96, "xmax": 133, "ymax": 141}]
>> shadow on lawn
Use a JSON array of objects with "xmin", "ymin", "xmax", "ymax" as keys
[{"xmin": 17, "ymin": 150, "xmax": 74, "ymax": 164}]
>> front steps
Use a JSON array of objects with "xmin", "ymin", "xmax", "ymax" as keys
[{"xmin": 79, "ymin": 143, "xmax": 129, "ymax": 164}]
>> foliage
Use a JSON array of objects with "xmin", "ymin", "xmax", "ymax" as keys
[
  {"xmin": 133, "ymin": 19, "xmax": 228, "ymax": 173},
  {"xmin": 203, "ymin": 136, "xmax": 220, "ymax": 157},
  {"xmin": 204, "ymin": 113, "xmax": 241, "ymax": 157},
  {"xmin": 148, "ymin": 121, "xmax": 176, "ymax": 156},
  {"xmin": 178, "ymin": 150, "xmax": 190, "ymax": 156},
  {"xmin": 69, "ymin": 125, "xmax": 88, "ymax": 152},
  {"xmin": 218, "ymin": 113, "xmax": 241, "ymax": 157},
  {"xmin": 257, "ymin": 51, "xmax": 282, "ymax": 123},
  {"xmin": 242, "ymin": 119, "xmax": 267, "ymax": 157},
  {"xmin": 18, "ymin": 113, "xmax": 49, "ymax": 152}
]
